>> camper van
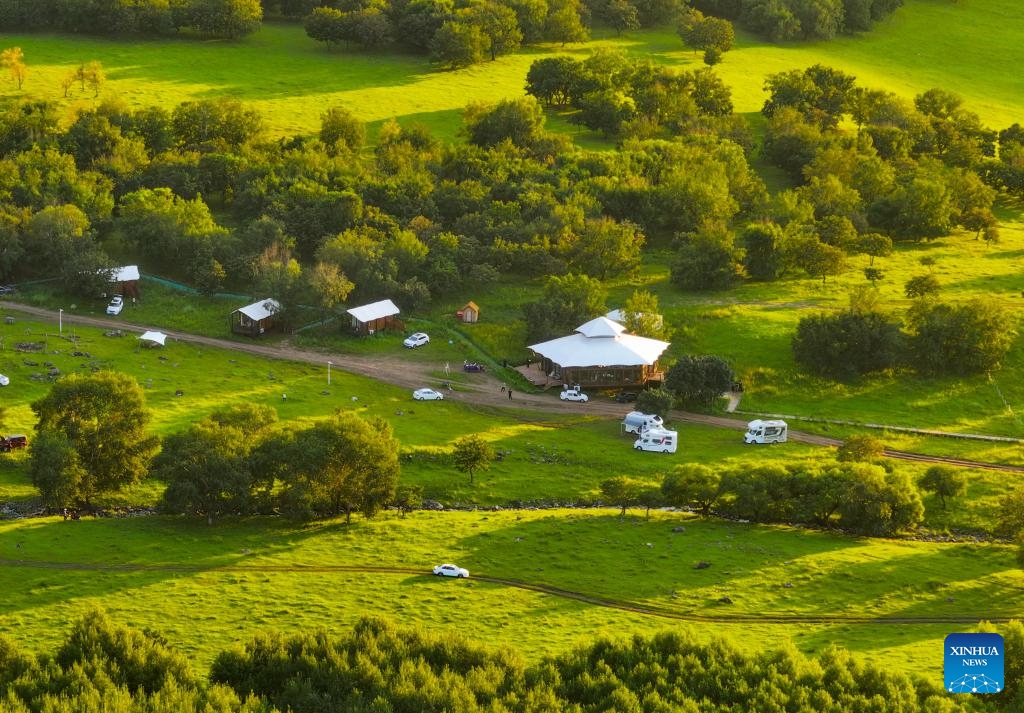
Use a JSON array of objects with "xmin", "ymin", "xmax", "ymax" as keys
[
  {"xmin": 633, "ymin": 428, "xmax": 678, "ymax": 453},
  {"xmin": 622, "ymin": 411, "xmax": 664, "ymax": 435},
  {"xmin": 744, "ymin": 419, "xmax": 788, "ymax": 445}
]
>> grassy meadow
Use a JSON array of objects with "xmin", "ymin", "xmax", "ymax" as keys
[{"xmin": 0, "ymin": 508, "xmax": 1020, "ymax": 675}]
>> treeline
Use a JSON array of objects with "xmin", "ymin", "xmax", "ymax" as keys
[
  {"xmin": 29, "ymin": 376, "xmax": 405, "ymax": 523},
  {"xmin": 692, "ymin": 0, "xmax": 902, "ymax": 41},
  {"xmin": 1, "ymin": 609, "xmax": 1015, "ymax": 712},
  {"xmin": 0, "ymin": 0, "xmax": 263, "ymax": 38}
]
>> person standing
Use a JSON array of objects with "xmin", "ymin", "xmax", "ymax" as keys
[{"xmin": 508, "ymin": 388, "xmax": 513, "ymax": 400}]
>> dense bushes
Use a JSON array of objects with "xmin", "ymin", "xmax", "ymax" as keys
[
  {"xmin": 3, "ymin": 611, "xmax": 1005, "ymax": 712},
  {"xmin": 691, "ymin": 0, "xmax": 903, "ymax": 41},
  {"xmin": 0, "ymin": 0, "xmax": 263, "ymax": 38}
]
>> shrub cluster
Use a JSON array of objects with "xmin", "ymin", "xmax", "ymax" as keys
[
  {"xmin": 0, "ymin": 0, "xmax": 263, "ymax": 38},
  {"xmin": 691, "ymin": 0, "xmax": 902, "ymax": 41},
  {"xmin": 3, "ymin": 610, "xmax": 1007, "ymax": 712}
]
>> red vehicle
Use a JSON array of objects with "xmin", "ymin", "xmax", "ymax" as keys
[{"xmin": 0, "ymin": 435, "xmax": 27, "ymax": 452}]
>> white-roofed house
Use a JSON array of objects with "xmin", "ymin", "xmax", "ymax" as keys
[
  {"xmin": 106, "ymin": 265, "xmax": 141, "ymax": 298},
  {"xmin": 231, "ymin": 298, "xmax": 282, "ymax": 337},
  {"xmin": 346, "ymin": 299, "xmax": 402, "ymax": 335},
  {"xmin": 528, "ymin": 317, "xmax": 670, "ymax": 389}
]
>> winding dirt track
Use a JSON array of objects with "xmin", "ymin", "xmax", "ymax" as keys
[
  {"xmin": 0, "ymin": 558, "xmax": 1011, "ymax": 625},
  {"xmin": 4, "ymin": 301, "xmax": 1022, "ymax": 473}
]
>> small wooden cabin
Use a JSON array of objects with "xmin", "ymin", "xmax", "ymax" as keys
[
  {"xmin": 457, "ymin": 301, "xmax": 480, "ymax": 324},
  {"xmin": 108, "ymin": 266, "xmax": 141, "ymax": 299},
  {"xmin": 346, "ymin": 299, "xmax": 401, "ymax": 335},
  {"xmin": 231, "ymin": 298, "xmax": 281, "ymax": 337}
]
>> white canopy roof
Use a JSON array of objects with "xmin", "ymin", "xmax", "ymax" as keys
[
  {"xmin": 237, "ymin": 299, "xmax": 281, "ymax": 322},
  {"xmin": 110, "ymin": 265, "xmax": 140, "ymax": 282},
  {"xmin": 139, "ymin": 331, "xmax": 167, "ymax": 346},
  {"xmin": 347, "ymin": 299, "xmax": 400, "ymax": 323},
  {"xmin": 529, "ymin": 320, "xmax": 670, "ymax": 368}
]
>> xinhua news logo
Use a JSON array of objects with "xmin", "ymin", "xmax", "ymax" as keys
[{"xmin": 945, "ymin": 633, "xmax": 1004, "ymax": 694}]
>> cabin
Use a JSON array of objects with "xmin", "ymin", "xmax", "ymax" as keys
[
  {"xmin": 457, "ymin": 301, "xmax": 480, "ymax": 324},
  {"xmin": 107, "ymin": 265, "xmax": 141, "ymax": 299},
  {"xmin": 346, "ymin": 299, "xmax": 401, "ymax": 335},
  {"xmin": 528, "ymin": 317, "xmax": 670, "ymax": 389},
  {"xmin": 230, "ymin": 298, "xmax": 281, "ymax": 337}
]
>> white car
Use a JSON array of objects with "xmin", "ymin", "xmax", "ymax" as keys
[
  {"xmin": 106, "ymin": 295, "xmax": 124, "ymax": 315},
  {"xmin": 560, "ymin": 387, "xmax": 589, "ymax": 403},
  {"xmin": 413, "ymin": 388, "xmax": 444, "ymax": 401},
  {"xmin": 432, "ymin": 563, "xmax": 469, "ymax": 578},
  {"xmin": 0, "ymin": 374, "xmax": 8, "ymax": 387},
  {"xmin": 403, "ymin": 332, "xmax": 430, "ymax": 348}
]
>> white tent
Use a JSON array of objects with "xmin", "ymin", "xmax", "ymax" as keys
[
  {"xmin": 139, "ymin": 331, "xmax": 167, "ymax": 347},
  {"xmin": 529, "ymin": 317, "xmax": 669, "ymax": 368}
]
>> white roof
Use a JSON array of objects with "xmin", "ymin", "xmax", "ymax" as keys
[
  {"xmin": 139, "ymin": 331, "xmax": 167, "ymax": 346},
  {"xmin": 107, "ymin": 265, "xmax": 140, "ymax": 282},
  {"xmin": 347, "ymin": 299, "xmax": 400, "ymax": 323},
  {"xmin": 529, "ymin": 320, "xmax": 670, "ymax": 368},
  {"xmin": 237, "ymin": 299, "xmax": 281, "ymax": 321}
]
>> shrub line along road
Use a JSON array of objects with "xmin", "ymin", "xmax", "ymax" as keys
[
  {"xmin": 3, "ymin": 303, "xmax": 1020, "ymax": 627},
  {"xmin": 3, "ymin": 302, "xmax": 1021, "ymax": 474},
  {"xmin": 0, "ymin": 557, "xmax": 1012, "ymax": 625}
]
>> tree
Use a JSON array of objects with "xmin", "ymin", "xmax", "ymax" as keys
[
  {"xmin": 470, "ymin": 2, "xmax": 523, "ymax": 59},
  {"xmin": 319, "ymin": 106, "xmax": 365, "ymax": 153},
  {"xmin": 857, "ymin": 232, "xmax": 892, "ymax": 266},
  {"xmin": 665, "ymin": 355, "xmax": 734, "ymax": 408},
  {"xmin": 601, "ymin": 476, "xmax": 643, "ymax": 516},
  {"xmin": 544, "ymin": 0, "xmax": 588, "ymax": 45},
  {"xmin": 0, "ymin": 47, "xmax": 27, "ymax": 89},
  {"xmin": 186, "ymin": 0, "xmax": 263, "ymax": 38},
  {"xmin": 430, "ymin": 20, "xmax": 489, "ymax": 69},
  {"xmin": 561, "ymin": 217, "xmax": 644, "ymax": 280},
  {"xmin": 525, "ymin": 57, "xmax": 579, "ymax": 106},
  {"xmin": 836, "ymin": 463, "xmax": 924, "ymax": 536},
  {"xmin": 792, "ymin": 310, "xmax": 901, "ymax": 380},
  {"xmin": 621, "ymin": 289, "xmax": 669, "ymax": 340},
  {"xmin": 679, "ymin": 13, "xmax": 734, "ymax": 59},
  {"xmin": 305, "ymin": 6, "xmax": 346, "ymax": 47},
  {"xmin": 836, "ymin": 434, "xmax": 886, "ymax": 463},
  {"xmin": 171, "ymin": 98, "xmax": 263, "ymax": 150},
  {"xmin": 918, "ymin": 465, "xmax": 967, "ymax": 510},
  {"xmin": 670, "ymin": 227, "xmax": 742, "ymax": 291},
  {"xmin": 742, "ymin": 222, "xmax": 785, "ymax": 281},
  {"xmin": 31, "ymin": 372, "xmax": 158, "ymax": 507},
  {"xmin": 661, "ymin": 464, "xmax": 720, "ymax": 516},
  {"xmin": 634, "ymin": 387, "xmax": 674, "ymax": 420},
  {"xmin": 523, "ymin": 273, "xmax": 607, "ymax": 342},
  {"xmin": 905, "ymin": 298, "xmax": 1014, "ymax": 376},
  {"xmin": 996, "ymin": 488, "xmax": 1024, "ymax": 539},
  {"xmin": 393, "ymin": 484, "xmax": 423, "ymax": 516},
  {"xmin": 258, "ymin": 411, "xmax": 400, "ymax": 522},
  {"xmin": 464, "ymin": 96, "xmax": 546, "ymax": 149},
  {"xmin": 452, "ymin": 434, "xmax": 495, "ymax": 484},
  {"xmin": 904, "ymin": 273, "xmax": 941, "ymax": 299},
  {"xmin": 793, "ymin": 237, "xmax": 845, "ymax": 284},
  {"xmin": 74, "ymin": 61, "xmax": 105, "ymax": 97},
  {"xmin": 604, "ymin": 0, "xmax": 640, "ymax": 35}
]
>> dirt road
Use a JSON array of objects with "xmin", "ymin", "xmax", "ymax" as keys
[{"xmin": 5, "ymin": 301, "xmax": 1021, "ymax": 472}]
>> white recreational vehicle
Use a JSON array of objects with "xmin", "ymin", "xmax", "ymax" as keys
[
  {"xmin": 633, "ymin": 427, "xmax": 678, "ymax": 453},
  {"xmin": 622, "ymin": 411, "xmax": 664, "ymax": 435},
  {"xmin": 744, "ymin": 419, "xmax": 788, "ymax": 444}
]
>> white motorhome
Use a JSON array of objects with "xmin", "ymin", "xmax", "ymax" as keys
[
  {"xmin": 744, "ymin": 419, "xmax": 788, "ymax": 444},
  {"xmin": 633, "ymin": 427, "xmax": 678, "ymax": 453},
  {"xmin": 622, "ymin": 411, "xmax": 664, "ymax": 435}
]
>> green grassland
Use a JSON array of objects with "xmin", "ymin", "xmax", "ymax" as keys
[
  {"xmin": 0, "ymin": 0, "xmax": 1020, "ymax": 142},
  {"xmin": 0, "ymin": 509, "xmax": 1019, "ymax": 675}
]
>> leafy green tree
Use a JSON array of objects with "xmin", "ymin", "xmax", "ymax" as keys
[
  {"xmin": 793, "ymin": 236, "xmax": 845, "ymax": 284},
  {"xmin": 918, "ymin": 465, "xmax": 967, "ymax": 510},
  {"xmin": 792, "ymin": 310, "xmax": 901, "ymax": 380},
  {"xmin": 523, "ymin": 273, "xmax": 607, "ymax": 342},
  {"xmin": 31, "ymin": 372, "xmax": 158, "ymax": 507},
  {"xmin": 741, "ymin": 221, "xmax": 785, "ymax": 281},
  {"xmin": 601, "ymin": 475, "xmax": 643, "ymax": 516},
  {"xmin": 430, "ymin": 20, "xmax": 489, "ymax": 69},
  {"xmin": 543, "ymin": 0, "xmax": 588, "ymax": 45},
  {"xmin": 904, "ymin": 273, "xmax": 941, "ymax": 299},
  {"xmin": 29, "ymin": 432, "xmax": 86, "ymax": 510},
  {"xmin": 905, "ymin": 298, "xmax": 1014, "ymax": 376},
  {"xmin": 452, "ymin": 434, "xmax": 495, "ymax": 484},
  {"xmin": 319, "ymin": 105, "xmax": 365, "ymax": 153},
  {"xmin": 661, "ymin": 463, "xmax": 720, "ymax": 516},
  {"xmin": 621, "ymin": 289, "xmax": 669, "ymax": 340},
  {"xmin": 996, "ymin": 488, "xmax": 1024, "ymax": 538},
  {"xmin": 469, "ymin": 2, "xmax": 522, "ymax": 59},
  {"xmin": 604, "ymin": 0, "xmax": 640, "ymax": 35},
  {"xmin": 258, "ymin": 411, "xmax": 400, "ymax": 522},
  {"xmin": 525, "ymin": 56, "xmax": 580, "ymax": 106},
  {"xmin": 464, "ymin": 96, "xmax": 546, "ymax": 149},
  {"xmin": 665, "ymin": 355, "xmax": 734, "ymax": 408},
  {"xmin": 836, "ymin": 434, "xmax": 886, "ymax": 463},
  {"xmin": 857, "ymin": 232, "xmax": 893, "ymax": 265},
  {"xmin": 561, "ymin": 217, "xmax": 644, "ymax": 280},
  {"xmin": 836, "ymin": 463, "xmax": 924, "ymax": 536},
  {"xmin": 185, "ymin": 0, "xmax": 263, "ymax": 38},
  {"xmin": 171, "ymin": 97, "xmax": 263, "ymax": 150},
  {"xmin": 305, "ymin": 6, "xmax": 346, "ymax": 47},
  {"xmin": 634, "ymin": 387, "xmax": 674, "ymax": 420},
  {"xmin": 393, "ymin": 484, "xmax": 423, "ymax": 516},
  {"xmin": 679, "ymin": 12, "xmax": 734, "ymax": 58},
  {"xmin": 671, "ymin": 227, "xmax": 742, "ymax": 291},
  {"xmin": 1, "ymin": 46, "xmax": 27, "ymax": 89}
]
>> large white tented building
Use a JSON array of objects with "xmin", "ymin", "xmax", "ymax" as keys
[{"xmin": 528, "ymin": 317, "xmax": 670, "ymax": 389}]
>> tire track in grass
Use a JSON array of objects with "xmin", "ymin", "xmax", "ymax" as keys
[{"xmin": 0, "ymin": 558, "xmax": 1012, "ymax": 625}]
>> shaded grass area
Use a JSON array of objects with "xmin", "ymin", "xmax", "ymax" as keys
[{"xmin": 0, "ymin": 509, "xmax": 1017, "ymax": 675}]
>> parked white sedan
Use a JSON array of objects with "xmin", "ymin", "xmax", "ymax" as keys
[
  {"xmin": 560, "ymin": 387, "xmax": 589, "ymax": 403},
  {"xmin": 413, "ymin": 388, "xmax": 444, "ymax": 401},
  {"xmin": 432, "ymin": 563, "xmax": 469, "ymax": 578},
  {"xmin": 403, "ymin": 332, "xmax": 430, "ymax": 348},
  {"xmin": 106, "ymin": 295, "xmax": 124, "ymax": 315},
  {"xmin": 0, "ymin": 374, "xmax": 8, "ymax": 387}
]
